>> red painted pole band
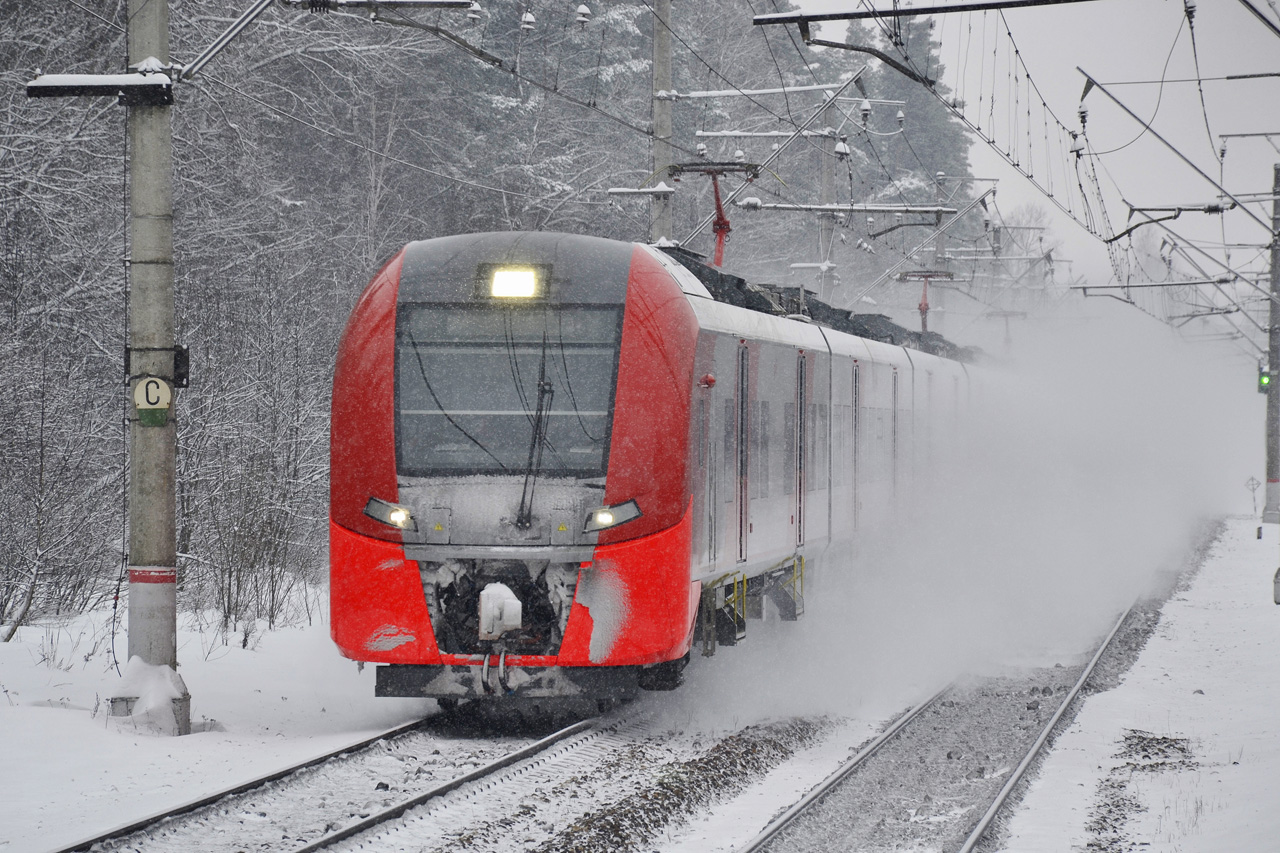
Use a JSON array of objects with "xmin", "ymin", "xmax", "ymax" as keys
[{"xmin": 129, "ymin": 568, "xmax": 177, "ymax": 584}]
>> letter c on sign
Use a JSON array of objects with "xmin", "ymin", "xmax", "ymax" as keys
[{"xmin": 132, "ymin": 376, "xmax": 172, "ymax": 412}]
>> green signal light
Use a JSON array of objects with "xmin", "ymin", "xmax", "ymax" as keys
[{"xmin": 1261, "ymin": 370, "xmax": 1273, "ymax": 393}]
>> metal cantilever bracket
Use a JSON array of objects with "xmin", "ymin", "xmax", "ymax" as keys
[{"xmin": 125, "ymin": 344, "xmax": 189, "ymax": 388}]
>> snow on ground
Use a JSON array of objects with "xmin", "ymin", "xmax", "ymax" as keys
[
  {"xmin": 999, "ymin": 516, "xmax": 1280, "ymax": 851},
  {"xmin": 0, "ymin": 614, "xmax": 430, "ymax": 853},
  {"xmin": 2, "ymin": 516, "xmax": 1276, "ymax": 853}
]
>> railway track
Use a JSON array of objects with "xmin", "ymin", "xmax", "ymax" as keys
[
  {"xmin": 62, "ymin": 708, "xmax": 590, "ymax": 853},
  {"xmin": 736, "ymin": 606, "xmax": 1135, "ymax": 853},
  {"xmin": 53, "ymin": 607, "xmax": 1145, "ymax": 853}
]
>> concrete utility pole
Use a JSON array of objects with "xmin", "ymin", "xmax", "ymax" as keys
[
  {"xmin": 650, "ymin": 0, "xmax": 673, "ymax": 243},
  {"xmin": 1265, "ymin": 163, "xmax": 1280, "ymax": 523},
  {"xmin": 932, "ymin": 171, "xmax": 948, "ymax": 331},
  {"xmin": 125, "ymin": 0, "xmax": 189, "ymax": 731},
  {"xmin": 817, "ymin": 101, "xmax": 838, "ymax": 302}
]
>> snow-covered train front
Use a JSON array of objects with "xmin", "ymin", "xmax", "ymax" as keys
[{"xmin": 330, "ymin": 231, "xmax": 969, "ymax": 704}]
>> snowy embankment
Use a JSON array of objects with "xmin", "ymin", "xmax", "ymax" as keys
[
  {"xmin": 2, "ymin": 516, "xmax": 1277, "ymax": 853},
  {"xmin": 0, "ymin": 617, "xmax": 430, "ymax": 853},
  {"xmin": 998, "ymin": 517, "xmax": 1280, "ymax": 851}
]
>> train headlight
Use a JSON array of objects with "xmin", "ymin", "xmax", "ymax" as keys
[
  {"xmin": 364, "ymin": 497, "xmax": 418, "ymax": 532},
  {"xmin": 491, "ymin": 268, "xmax": 538, "ymax": 298},
  {"xmin": 584, "ymin": 500, "xmax": 642, "ymax": 533}
]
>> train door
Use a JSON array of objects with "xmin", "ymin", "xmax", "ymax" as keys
[
  {"xmin": 852, "ymin": 360, "xmax": 860, "ymax": 531},
  {"xmin": 702, "ymin": 395, "xmax": 718, "ymax": 565},
  {"xmin": 737, "ymin": 344, "xmax": 750, "ymax": 563},
  {"xmin": 891, "ymin": 367, "xmax": 899, "ymax": 497},
  {"xmin": 795, "ymin": 354, "xmax": 806, "ymax": 546}
]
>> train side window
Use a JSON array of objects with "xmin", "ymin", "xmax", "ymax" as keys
[
  {"xmin": 698, "ymin": 397, "xmax": 707, "ymax": 469},
  {"xmin": 808, "ymin": 402, "xmax": 828, "ymax": 492},
  {"xmin": 783, "ymin": 401, "xmax": 796, "ymax": 496},
  {"xmin": 753, "ymin": 400, "xmax": 771, "ymax": 499},
  {"xmin": 823, "ymin": 403, "xmax": 829, "ymax": 489},
  {"xmin": 724, "ymin": 398, "xmax": 735, "ymax": 503}
]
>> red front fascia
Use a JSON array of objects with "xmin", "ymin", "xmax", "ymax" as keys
[
  {"xmin": 330, "ymin": 519, "xmax": 441, "ymax": 663},
  {"xmin": 553, "ymin": 499, "xmax": 696, "ymax": 667},
  {"xmin": 333, "ymin": 505, "xmax": 698, "ymax": 669},
  {"xmin": 598, "ymin": 246, "xmax": 700, "ymax": 543},
  {"xmin": 331, "ymin": 251, "xmax": 402, "ymax": 541}
]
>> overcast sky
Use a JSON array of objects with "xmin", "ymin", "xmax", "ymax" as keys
[{"xmin": 793, "ymin": 0, "xmax": 1279, "ymax": 287}]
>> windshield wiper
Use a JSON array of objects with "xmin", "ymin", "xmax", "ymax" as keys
[{"xmin": 515, "ymin": 334, "xmax": 553, "ymax": 530}]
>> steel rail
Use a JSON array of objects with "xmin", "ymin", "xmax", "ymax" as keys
[
  {"xmin": 55, "ymin": 715, "xmax": 437, "ymax": 853},
  {"xmin": 289, "ymin": 716, "xmax": 597, "ymax": 852},
  {"xmin": 954, "ymin": 605, "xmax": 1134, "ymax": 853},
  {"xmin": 734, "ymin": 685, "xmax": 950, "ymax": 853}
]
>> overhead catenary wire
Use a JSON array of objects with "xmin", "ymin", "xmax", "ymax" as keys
[{"xmin": 201, "ymin": 73, "xmax": 549, "ymax": 200}]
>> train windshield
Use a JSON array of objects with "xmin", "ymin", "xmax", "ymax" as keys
[{"xmin": 396, "ymin": 305, "xmax": 622, "ymax": 477}]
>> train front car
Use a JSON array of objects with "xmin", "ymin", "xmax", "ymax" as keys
[{"xmin": 330, "ymin": 232, "xmax": 701, "ymax": 704}]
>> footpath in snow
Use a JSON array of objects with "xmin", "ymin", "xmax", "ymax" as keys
[{"xmin": 1000, "ymin": 517, "xmax": 1280, "ymax": 851}]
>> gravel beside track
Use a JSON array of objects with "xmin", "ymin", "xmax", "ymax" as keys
[
  {"xmin": 324, "ymin": 712, "xmax": 829, "ymax": 853},
  {"xmin": 757, "ymin": 667, "xmax": 1086, "ymax": 853},
  {"xmin": 91, "ymin": 716, "xmax": 550, "ymax": 853}
]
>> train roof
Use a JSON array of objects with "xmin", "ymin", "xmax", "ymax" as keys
[{"xmin": 660, "ymin": 245, "xmax": 981, "ymax": 364}]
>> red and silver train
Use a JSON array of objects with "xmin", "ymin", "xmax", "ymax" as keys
[{"xmin": 330, "ymin": 231, "xmax": 971, "ymax": 705}]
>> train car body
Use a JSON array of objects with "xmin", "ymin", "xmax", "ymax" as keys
[{"xmin": 330, "ymin": 231, "xmax": 969, "ymax": 703}]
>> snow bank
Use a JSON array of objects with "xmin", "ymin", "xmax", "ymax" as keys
[
  {"xmin": 109, "ymin": 655, "xmax": 190, "ymax": 736},
  {"xmin": 1000, "ymin": 517, "xmax": 1280, "ymax": 851},
  {"xmin": 0, "ymin": 611, "xmax": 430, "ymax": 853}
]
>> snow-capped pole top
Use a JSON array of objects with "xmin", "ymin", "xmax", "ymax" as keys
[{"xmin": 132, "ymin": 56, "xmax": 167, "ymax": 74}]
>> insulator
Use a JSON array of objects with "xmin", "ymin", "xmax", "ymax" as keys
[
  {"xmin": 834, "ymin": 140, "xmax": 850, "ymax": 159},
  {"xmin": 1184, "ymin": 0, "xmax": 1196, "ymax": 22},
  {"xmin": 734, "ymin": 149, "xmax": 746, "ymax": 163},
  {"xmin": 521, "ymin": 9, "xmax": 536, "ymax": 29},
  {"xmin": 696, "ymin": 142, "xmax": 708, "ymax": 158},
  {"xmin": 1077, "ymin": 103, "xmax": 1088, "ymax": 130},
  {"xmin": 576, "ymin": 3, "xmax": 591, "ymax": 26},
  {"xmin": 896, "ymin": 110, "xmax": 905, "ymax": 128},
  {"xmin": 467, "ymin": 1, "xmax": 482, "ymax": 21},
  {"xmin": 859, "ymin": 98, "xmax": 872, "ymax": 122}
]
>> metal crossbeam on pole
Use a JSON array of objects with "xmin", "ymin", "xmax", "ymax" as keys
[
  {"xmin": 1080, "ymin": 69, "xmax": 1275, "ymax": 236},
  {"xmin": 683, "ymin": 69, "xmax": 866, "ymax": 245},
  {"xmin": 839, "ymin": 187, "xmax": 996, "ymax": 310},
  {"xmin": 738, "ymin": 201, "xmax": 958, "ymax": 214},
  {"xmin": 752, "ymin": 0, "xmax": 1101, "ymax": 25}
]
